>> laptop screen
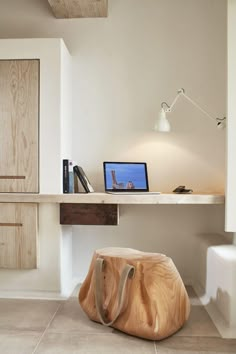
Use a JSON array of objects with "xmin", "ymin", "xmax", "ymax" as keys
[{"xmin": 103, "ymin": 162, "xmax": 149, "ymax": 192}]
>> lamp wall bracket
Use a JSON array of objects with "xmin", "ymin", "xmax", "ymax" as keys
[{"xmin": 159, "ymin": 87, "xmax": 226, "ymax": 129}]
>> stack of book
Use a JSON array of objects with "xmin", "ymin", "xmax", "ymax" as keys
[{"xmin": 63, "ymin": 159, "xmax": 94, "ymax": 193}]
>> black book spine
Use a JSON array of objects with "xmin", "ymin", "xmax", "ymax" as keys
[
  {"xmin": 63, "ymin": 159, "xmax": 69, "ymax": 193},
  {"xmin": 73, "ymin": 165, "xmax": 90, "ymax": 193}
]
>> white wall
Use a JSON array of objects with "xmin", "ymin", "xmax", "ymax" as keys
[
  {"xmin": 73, "ymin": 204, "xmax": 227, "ymax": 283},
  {"xmin": 0, "ymin": 0, "xmax": 227, "ymax": 283}
]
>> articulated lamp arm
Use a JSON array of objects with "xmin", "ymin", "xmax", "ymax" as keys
[{"xmin": 155, "ymin": 88, "xmax": 226, "ymax": 132}]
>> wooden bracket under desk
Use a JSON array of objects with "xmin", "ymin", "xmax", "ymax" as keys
[{"xmin": 60, "ymin": 203, "xmax": 118, "ymax": 225}]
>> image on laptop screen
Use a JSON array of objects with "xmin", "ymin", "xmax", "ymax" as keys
[{"xmin": 103, "ymin": 162, "xmax": 149, "ymax": 192}]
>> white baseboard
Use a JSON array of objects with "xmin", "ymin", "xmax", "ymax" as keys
[{"xmin": 0, "ymin": 278, "xmax": 81, "ymax": 301}]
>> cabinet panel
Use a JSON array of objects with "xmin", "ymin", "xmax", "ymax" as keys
[
  {"xmin": 0, "ymin": 203, "xmax": 38, "ymax": 269},
  {"xmin": 0, "ymin": 60, "xmax": 39, "ymax": 192}
]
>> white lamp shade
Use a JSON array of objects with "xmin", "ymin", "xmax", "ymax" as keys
[{"xmin": 154, "ymin": 108, "xmax": 171, "ymax": 132}]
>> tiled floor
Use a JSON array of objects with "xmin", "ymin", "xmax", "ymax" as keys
[{"xmin": 0, "ymin": 287, "xmax": 236, "ymax": 354}]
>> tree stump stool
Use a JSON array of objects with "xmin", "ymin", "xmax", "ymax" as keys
[{"xmin": 79, "ymin": 247, "xmax": 190, "ymax": 340}]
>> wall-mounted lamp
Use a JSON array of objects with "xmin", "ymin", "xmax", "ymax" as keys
[{"xmin": 154, "ymin": 88, "xmax": 226, "ymax": 132}]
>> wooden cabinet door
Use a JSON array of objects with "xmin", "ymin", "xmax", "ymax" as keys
[
  {"xmin": 0, "ymin": 203, "xmax": 38, "ymax": 269},
  {"xmin": 0, "ymin": 60, "xmax": 39, "ymax": 192}
]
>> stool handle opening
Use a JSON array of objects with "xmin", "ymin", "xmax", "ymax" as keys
[{"xmin": 95, "ymin": 257, "xmax": 135, "ymax": 326}]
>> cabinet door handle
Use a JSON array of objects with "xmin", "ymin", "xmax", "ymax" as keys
[
  {"xmin": 0, "ymin": 223, "xmax": 23, "ymax": 227},
  {"xmin": 0, "ymin": 176, "xmax": 25, "ymax": 179}
]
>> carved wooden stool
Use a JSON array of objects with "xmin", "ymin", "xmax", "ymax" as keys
[{"xmin": 79, "ymin": 247, "xmax": 190, "ymax": 340}]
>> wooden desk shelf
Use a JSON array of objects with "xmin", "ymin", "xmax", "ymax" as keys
[
  {"xmin": 0, "ymin": 192, "xmax": 225, "ymax": 204},
  {"xmin": 0, "ymin": 193, "xmax": 224, "ymax": 226}
]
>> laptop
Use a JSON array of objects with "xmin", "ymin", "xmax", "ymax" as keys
[{"xmin": 103, "ymin": 162, "xmax": 160, "ymax": 194}]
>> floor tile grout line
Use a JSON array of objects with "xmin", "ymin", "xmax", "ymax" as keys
[{"xmin": 31, "ymin": 303, "xmax": 62, "ymax": 354}]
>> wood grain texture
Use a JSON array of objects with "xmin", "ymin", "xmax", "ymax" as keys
[
  {"xmin": 0, "ymin": 203, "xmax": 38, "ymax": 269},
  {"xmin": 0, "ymin": 60, "xmax": 39, "ymax": 193},
  {"xmin": 60, "ymin": 203, "xmax": 118, "ymax": 225},
  {"xmin": 48, "ymin": 0, "xmax": 108, "ymax": 18},
  {"xmin": 79, "ymin": 248, "xmax": 190, "ymax": 340}
]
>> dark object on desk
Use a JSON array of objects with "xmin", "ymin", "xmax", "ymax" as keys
[{"xmin": 173, "ymin": 186, "xmax": 193, "ymax": 194}]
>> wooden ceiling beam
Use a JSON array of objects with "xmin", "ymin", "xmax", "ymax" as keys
[{"xmin": 48, "ymin": 0, "xmax": 108, "ymax": 18}]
